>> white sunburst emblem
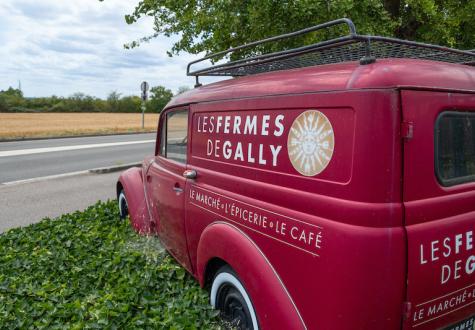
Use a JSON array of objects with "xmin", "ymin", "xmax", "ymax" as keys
[{"xmin": 287, "ymin": 110, "xmax": 335, "ymax": 176}]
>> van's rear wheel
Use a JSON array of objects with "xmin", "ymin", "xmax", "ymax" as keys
[
  {"xmin": 118, "ymin": 190, "xmax": 128, "ymax": 219},
  {"xmin": 210, "ymin": 265, "xmax": 258, "ymax": 330}
]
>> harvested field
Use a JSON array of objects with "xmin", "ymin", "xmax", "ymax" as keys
[{"xmin": 0, "ymin": 113, "xmax": 160, "ymax": 140}]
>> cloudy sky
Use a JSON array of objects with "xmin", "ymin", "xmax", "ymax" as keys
[{"xmin": 0, "ymin": 0, "xmax": 217, "ymax": 98}]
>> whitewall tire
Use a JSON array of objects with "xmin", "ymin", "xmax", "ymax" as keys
[
  {"xmin": 118, "ymin": 190, "xmax": 128, "ymax": 219},
  {"xmin": 210, "ymin": 265, "xmax": 258, "ymax": 330}
]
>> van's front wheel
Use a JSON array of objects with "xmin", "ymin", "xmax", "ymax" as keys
[
  {"xmin": 118, "ymin": 190, "xmax": 128, "ymax": 220},
  {"xmin": 210, "ymin": 265, "xmax": 258, "ymax": 330}
]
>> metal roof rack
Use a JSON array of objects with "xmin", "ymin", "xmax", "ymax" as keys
[{"xmin": 187, "ymin": 18, "xmax": 475, "ymax": 87}]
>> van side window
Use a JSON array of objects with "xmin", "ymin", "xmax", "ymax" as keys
[
  {"xmin": 165, "ymin": 110, "xmax": 188, "ymax": 163},
  {"xmin": 159, "ymin": 118, "xmax": 166, "ymax": 156},
  {"xmin": 436, "ymin": 111, "xmax": 475, "ymax": 186}
]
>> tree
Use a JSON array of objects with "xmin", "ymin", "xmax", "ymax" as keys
[
  {"xmin": 67, "ymin": 93, "xmax": 101, "ymax": 112},
  {"xmin": 2, "ymin": 87, "xmax": 23, "ymax": 98},
  {"xmin": 0, "ymin": 94, "xmax": 8, "ymax": 112},
  {"xmin": 176, "ymin": 86, "xmax": 191, "ymax": 95},
  {"xmin": 124, "ymin": 0, "xmax": 474, "ymax": 58},
  {"xmin": 0, "ymin": 88, "xmax": 148, "ymax": 113},
  {"xmin": 146, "ymin": 86, "xmax": 173, "ymax": 113},
  {"xmin": 118, "ymin": 96, "xmax": 142, "ymax": 113},
  {"xmin": 107, "ymin": 91, "xmax": 122, "ymax": 112},
  {"xmin": 0, "ymin": 87, "xmax": 25, "ymax": 111}
]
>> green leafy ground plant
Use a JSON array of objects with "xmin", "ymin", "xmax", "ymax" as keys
[{"xmin": 0, "ymin": 201, "xmax": 221, "ymax": 329}]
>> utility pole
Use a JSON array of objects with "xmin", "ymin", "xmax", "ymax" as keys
[{"xmin": 140, "ymin": 81, "xmax": 149, "ymax": 129}]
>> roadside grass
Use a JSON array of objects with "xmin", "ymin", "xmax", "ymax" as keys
[
  {"xmin": 0, "ymin": 200, "xmax": 222, "ymax": 329},
  {"xmin": 0, "ymin": 113, "xmax": 160, "ymax": 140}
]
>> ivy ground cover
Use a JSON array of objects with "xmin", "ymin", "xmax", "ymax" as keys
[{"xmin": 0, "ymin": 200, "xmax": 220, "ymax": 329}]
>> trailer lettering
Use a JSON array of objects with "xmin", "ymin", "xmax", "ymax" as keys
[
  {"xmin": 191, "ymin": 190, "xmax": 222, "ymax": 211},
  {"xmin": 224, "ymin": 116, "xmax": 231, "ymax": 134},
  {"xmin": 275, "ymin": 221, "xmax": 287, "ymax": 235},
  {"xmin": 223, "ymin": 141, "xmax": 232, "ymax": 159},
  {"xmin": 247, "ymin": 143, "xmax": 255, "ymax": 163},
  {"xmin": 427, "ymin": 290, "xmax": 468, "ymax": 316},
  {"xmin": 420, "ymin": 244, "xmax": 427, "ymax": 264},
  {"xmin": 270, "ymin": 145, "xmax": 282, "ymax": 167},
  {"xmin": 216, "ymin": 116, "xmax": 223, "ymax": 133},
  {"xmin": 413, "ymin": 308, "xmax": 424, "ymax": 321},
  {"xmin": 290, "ymin": 227, "xmax": 323, "ymax": 249},
  {"xmin": 188, "ymin": 185, "xmax": 324, "ymax": 256},
  {"xmin": 209, "ymin": 116, "xmax": 214, "ymax": 132},
  {"xmin": 244, "ymin": 116, "xmax": 257, "ymax": 135},
  {"xmin": 443, "ymin": 237, "xmax": 451, "ymax": 257},
  {"xmin": 199, "ymin": 115, "xmax": 286, "ymax": 136},
  {"xmin": 274, "ymin": 114, "xmax": 285, "ymax": 137},
  {"xmin": 467, "ymin": 255, "xmax": 475, "ymax": 274},
  {"xmin": 432, "ymin": 240, "xmax": 440, "ymax": 261},
  {"xmin": 233, "ymin": 116, "xmax": 241, "ymax": 134},
  {"xmin": 206, "ymin": 139, "xmax": 282, "ymax": 167},
  {"xmin": 467, "ymin": 231, "xmax": 473, "ymax": 249},
  {"xmin": 419, "ymin": 230, "xmax": 474, "ymax": 284},
  {"xmin": 234, "ymin": 142, "xmax": 244, "ymax": 161},
  {"xmin": 197, "ymin": 114, "xmax": 286, "ymax": 167}
]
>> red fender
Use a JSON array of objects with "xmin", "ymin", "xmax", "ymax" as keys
[
  {"xmin": 197, "ymin": 222, "xmax": 306, "ymax": 330},
  {"xmin": 117, "ymin": 166, "xmax": 152, "ymax": 234}
]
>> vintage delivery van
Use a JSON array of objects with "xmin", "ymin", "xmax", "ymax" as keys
[{"xmin": 117, "ymin": 19, "xmax": 475, "ymax": 329}]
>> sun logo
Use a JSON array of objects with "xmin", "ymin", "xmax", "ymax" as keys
[{"xmin": 287, "ymin": 110, "xmax": 335, "ymax": 176}]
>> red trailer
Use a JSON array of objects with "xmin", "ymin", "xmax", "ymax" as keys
[{"xmin": 118, "ymin": 19, "xmax": 475, "ymax": 330}]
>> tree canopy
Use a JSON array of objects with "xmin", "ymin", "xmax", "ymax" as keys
[
  {"xmin": 176, "ymin": 86, "xmax": 191, "ymax": 95},
  {"xmin": 0, "ymin": 86, "xmax": 173, "ymax": 113},
  {"xmin": 124, "ymin": 0, "xmax": 475, "ymax": 58},
  {"xmin": 146, "ymin": 86, "xmax": 174, "ymax": 113}
]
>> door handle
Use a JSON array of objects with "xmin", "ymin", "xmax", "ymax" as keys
[{"xmin": 183, "ymin": 169, "xmax": 197, "ymax": 179}]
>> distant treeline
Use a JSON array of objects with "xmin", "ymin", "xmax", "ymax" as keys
[{"xmin": 0, "ymin": 86, "xmax": 190, "ymax": 113}]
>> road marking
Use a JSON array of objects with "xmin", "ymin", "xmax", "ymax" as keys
[
  {"xmin": 2, "ymin": 170, "xmax": 89, "ymax": 186},
  {"xmin": 0, "ymin": 140, "xmax": 155, "ymax": 157}
]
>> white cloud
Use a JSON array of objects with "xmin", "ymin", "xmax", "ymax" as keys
[{"xmin": 0, "ymin": 0, "xmax": 222, "ymax": 98}]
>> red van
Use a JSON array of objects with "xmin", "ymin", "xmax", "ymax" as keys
[{"xmin": 117, "ymin": 19, "xmax": 475, "ymax": 329}]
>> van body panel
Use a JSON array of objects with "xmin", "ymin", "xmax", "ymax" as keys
[
  {"xmin": 402, "ymin": 91, "xmax": 475, "ymax": 203},
  {"xmin": 144, "ymin": 108, "xmax": 194, "ymax": 272},
  {"xmin": 118, "ymin": 57, "xmax": 475, "ymax": 329},
  {"xmin": 196, "ymin": 222, "xmax": 306, "ymax": 329},
  {"xmin": 168, "ymin": 59, "xmax": 475, "ymax": 109},
  {"xmin": 186, "ymin": 178, "xmax": 406, "ymax": 329},
  {"xmin": 184, "ymin": 89, "xmax": 406, "ymax": 328},
  {"xmin": 402, "ymin": 91, "xmax": 475, "ymax": 329},
  {"xmin": 118, "ymin": 166, "xmax": 152, "ymax": 234},
  {"xmin": 188, "ymin": 90, "xmax": 402, "ymax": 206},
  {"xmin": 146, "ymin": 156, "xmax": 193, "ymax": 272}
]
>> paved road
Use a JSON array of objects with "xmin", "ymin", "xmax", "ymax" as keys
[
  {"xmin": 0, "ymin": 133, "xmax": 155, "ymax": 183},
  {"xmin": 0, "ymin": 172, "xmax": 118, "ymax": 233},
  {"xmin": 0, "ymin": 133, "xmax": 156, "ymax": 232}
]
